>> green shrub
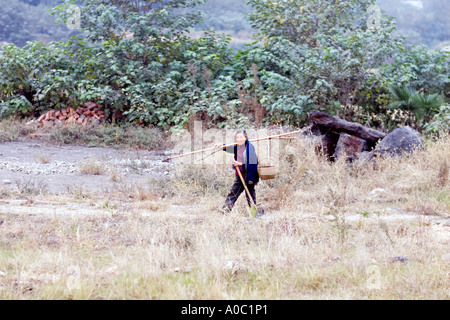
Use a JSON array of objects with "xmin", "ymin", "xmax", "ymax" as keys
[{"xmin": 423, "ymin": 105, "xmax": 450, "ymax": 134}]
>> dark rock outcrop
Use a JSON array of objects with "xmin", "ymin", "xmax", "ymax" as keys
[{"xmin": 307, "ymin": 110, "xmax": 423, "ymax": 162}]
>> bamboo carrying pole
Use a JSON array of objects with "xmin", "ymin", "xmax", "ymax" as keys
[
  {"xmin": 235, "ymin": 166, "xmax": 258, "ymax": 218},
  {"xmin": 236, "ymin": 167, "xmax": 255, "ymax": 205},
  {"xmin": 162, "ymin": 129, "xmax": 303, "ymax": 162}
]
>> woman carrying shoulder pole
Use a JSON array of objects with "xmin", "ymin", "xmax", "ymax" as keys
[{"xmin": 215, "ymin": 130, "xmax": 264, "ymax": 216}]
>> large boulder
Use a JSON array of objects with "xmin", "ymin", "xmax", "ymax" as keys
[{"xmin": 373, "ymin": 126, "xmax": 424, "ymax": 157}]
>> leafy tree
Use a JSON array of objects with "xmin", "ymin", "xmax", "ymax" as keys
[
  {"xmin": 1, "ymin": 0, "xmax": 449, "ymax": 131},
  {"xmin": 239, "ymin": 0, "xmax": 403, "ymax": 124},
  {"xmin": 1, "ymin": 0, "xmax": 240, "ymax": 128},
  {"xmin": 380, "ymin": 44, "xmax": 450, "ymax": 97}
]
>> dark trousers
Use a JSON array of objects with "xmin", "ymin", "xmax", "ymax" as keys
[{"xmin": 223, "ymin": 176, "xmax": 256, "ymax": 211}]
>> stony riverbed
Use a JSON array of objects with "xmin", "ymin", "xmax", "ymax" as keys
[{"xmin": 0, "ymin": 141, "xmax": 175, "ymax": 193}]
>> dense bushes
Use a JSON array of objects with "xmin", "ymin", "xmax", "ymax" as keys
[{"xmin": 0, "ymin": 0, "xmax": 449, "ymax": 132}]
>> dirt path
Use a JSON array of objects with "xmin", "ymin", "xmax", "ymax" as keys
[{"xmin": 0, "ymin": 141, "xmax": 175, "ymax": 194}]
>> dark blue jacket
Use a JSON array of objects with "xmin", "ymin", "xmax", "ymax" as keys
[{"xmin": 224, "ymin": 141, "xmax": 259, "ymax": 184}]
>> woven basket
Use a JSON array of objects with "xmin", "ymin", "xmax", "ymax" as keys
[{"xmin": 257, "ymin": 165, "xmax": 278, "ymax": 180}]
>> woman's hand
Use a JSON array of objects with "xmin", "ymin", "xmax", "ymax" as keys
[
  {"xmin": 233, "ymin": 160, "xmax": 243, "ymax": 167},
  {"xmin": 214, "ymin": 143, "xmax": 223, "ymax": 149}
]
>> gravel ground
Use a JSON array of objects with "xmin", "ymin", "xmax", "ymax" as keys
[{"xmin": 0, "ymin": 141, "xmax": 175, "ymax": 194}]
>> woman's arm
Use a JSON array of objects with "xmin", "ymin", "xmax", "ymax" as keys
[{"xmin": 215, "ymin": 143, "xmax": 234, "ymax": 154}]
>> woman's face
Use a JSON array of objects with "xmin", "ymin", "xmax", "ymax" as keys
[{"xmin": 236, "ymin": 133, "xmax": 247, "ymax": 146}]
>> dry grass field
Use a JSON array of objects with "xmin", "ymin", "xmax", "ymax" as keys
[{"xmin": 0, "ymin": 120, "xmax": 448, "ymax": 300}]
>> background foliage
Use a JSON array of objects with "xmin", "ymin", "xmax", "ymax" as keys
[{"xmin": 0, "ymin": 0, "xmax": 449, "ymax": 132}]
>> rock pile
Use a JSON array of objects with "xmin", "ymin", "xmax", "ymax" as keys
[{"xmin": 37, "ymin": 102, "xmax": 106, "ymax": 126}]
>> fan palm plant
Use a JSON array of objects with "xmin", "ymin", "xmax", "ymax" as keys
[
  {"xmin": 388, "ymin": 85, "xmax": 444, "ymax": 125},
  {"xmin": 410, "ymin": 92, "xmax": 444, "ymax": 123}
]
